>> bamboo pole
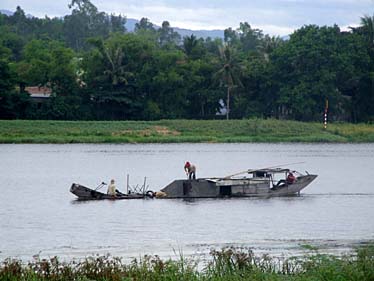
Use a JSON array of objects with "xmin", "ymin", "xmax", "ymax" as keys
[
  {"xmin": 224, "ymin": 162, "xmax": 305, "ymax": 179},
  {"xmin": 324, "ymin": 99, "xmax": 329, "ymax": 129}
]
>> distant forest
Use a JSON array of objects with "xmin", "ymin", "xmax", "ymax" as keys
[{"xmin": 0, "ymin": 0, "xmax": 373, "ymax": 122}]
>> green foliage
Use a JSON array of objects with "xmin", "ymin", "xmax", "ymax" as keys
[
  {"xmin": 158, "ymin": 20, "xmax": 181, "ymax": 47},
  {"xmin": 0, "ymin": 2, "xmax": 373, "ymax": 122},
  {"xmin": 1, "ymin": 245, "xmax": 374, "ymax": 281},
  {"xmin": 13, "ymin": 39, "xmax": 77, "ymax": 94},
  {"xmin": 0, "ymin": 91, "xmax": 31, "ymax": 119},
  {"xmin": 0, "ymin": 119, "xmax": 373, "ymax": 143},
  {"xmin": 0, "ymin": 59, "xmax": 14, "ymax": 92},
  {"xmin": 216, "ymin": 43, "xmax": 243, "ymax": 119},
  {"xmin": 270, "ymin": 25, "xmax": 340, "ymax": 120},
  {"xmin": 63, "ymin": 0, "xmax": 126, "ymax": 50}
]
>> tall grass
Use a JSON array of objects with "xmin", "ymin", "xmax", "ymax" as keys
[
  {"xmin": 1, "ymin": 245, "xmax": 373, "ymax": 280},
  {"xmin": 0, "ymin": 119, "xmax": 373, "ymax": 143}
]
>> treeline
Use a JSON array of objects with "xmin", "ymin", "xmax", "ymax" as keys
[{"xmin": 0, "ymin": 0, "xmax": 373, "ymax": 122}]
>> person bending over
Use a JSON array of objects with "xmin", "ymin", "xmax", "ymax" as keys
[{"xmin": 184, "ymin": 161, "xmax": 196, "ymax": 180}]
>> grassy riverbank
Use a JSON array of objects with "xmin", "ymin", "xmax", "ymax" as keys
[
  {"xmin": 1, "ymin": 246, "xmax": 373, "ymax": 281},
  {"xmin": 0, "ymin": 119, "xmax": 373, "ymax": 143}
]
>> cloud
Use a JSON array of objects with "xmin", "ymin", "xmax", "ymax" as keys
[
  {"xmin": 1, "ymin": 0, "xmax": 373, "ymax": 35},
  {"xmin": 1, "ymin": 0, "xmax": 70, "ymax": 17},
  {"xmin": 96, "ymin": 1, "xmax": 299, "ymax": 35},
  {"xmin": 256, "ymin": 25, "xmax": 296, "ymax": 37}
]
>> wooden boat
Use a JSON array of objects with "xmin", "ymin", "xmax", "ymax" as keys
[
  {"xmin": 70, "ymin": 167, "xmax": 317, "ymax": 200},
  {"xmin": 70, "ymin": 183, "xmax": 152, "ymax": 200},
  {"xmin": 160, "ymin": 168, "xmax": 317, "ymax": 198}
]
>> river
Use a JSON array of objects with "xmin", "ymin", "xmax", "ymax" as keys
[{"xmin": 0, "ymin": 143, "xmax": 373, "ymax": 261}]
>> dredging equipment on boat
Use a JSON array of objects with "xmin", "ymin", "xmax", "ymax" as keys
[{"xmin": 70, "ymin": 175, "xmax": 155, "ymax": 200}]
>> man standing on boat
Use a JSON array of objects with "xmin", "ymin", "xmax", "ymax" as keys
[
  {"xmin": 184, "ymin": 161, "xmax": 196, "ymax": 180},
  {"xmin": 107, "ymin": 179, "xmax": 117, "ymax": 196}
]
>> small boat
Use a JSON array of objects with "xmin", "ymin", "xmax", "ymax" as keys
[
  {"xmin": 160, "ymin": 168, "xmax": 317, "ymax": 198},
  {"xmin": 70, "ymin": 183, "xmax": 152, "ymax": 200}
]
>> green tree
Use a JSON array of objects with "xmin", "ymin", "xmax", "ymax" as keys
[
  {"xmin": 234, "ymin": 52, "xmax": 270, "ymax": 118},
  {"xmin": 0, "ymin": 60, "xmax": 14, "ymax": 93},
  {"xmin": 49, "ymin": 45, "xmax": 77, "ymax": 95},
  {"xmin": 360, "ymin": 14, "xmax": 374, "ymax": 54},
  {"xmin": 158, "ymin": 21, "xmax": 181, "ymax": 47},
  {"xmin": 140, "ymin": 48, "xmax": 187, "ymax": 118},
  {"xmin": 88, "ymin": 36, "xmax": 131, "ymax": 87},
  {"xmin": 216, "ymin": 43, "xmax": 243, "ymax": 120},
  {"xmin": 183, "ymin": 34, "xmax": 198, "ymax": 57},
  {"xmin": 269, "ymin": 25, "xmax": 346, "ymax": 121},
  {"xmin": 0, "ymin": 25, "xmax": 25, "ymax": 61},
  {"xmin": 15, "ymin": 39, "xmax": 52, "ymax": 87},
  {"xmin": 257, "ymin": 35, "xmax": 284, "ymax": 62},
  {"xmin": 8, "ymin": 6, "xmax": 30, "ymax": 37},
  {"xmin": 182, "ymin": 35, "xmax": 205, "ymax": 60},
  {"xmin": 237, "ymin": 22, "xmax": 263, "ymax": 52},
  {"xmin": 85, "ymin": 33, "xmax": 157, "ymax": 120},
  {"xmin": 0, "ymin": 53, "xmax": 31, "ymax": 119},
  {"xmin": 224, "ymin": 27, "xmax": 239, "ymax": 45},
  {"xmin": 349, "ymin": 14, "xmax": 374, "ymax": 121},
  {"xmin": 183, "ymin": 59, "xmax": 221, "ymax": 118},
  {"xmin": 64, "ymin": 0, "xmax": 126, "ymax": 50},
  {"xmin": 13, "ymin": 40, "xmax": 77, "ymax": 96},
  {"xmin": 135, "ymin": 18, "xmax": 155, "ymax": 33}
]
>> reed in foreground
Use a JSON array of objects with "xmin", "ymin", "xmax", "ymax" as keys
[{"xmin": 1, "ymin": 245, "xmax": 373, "ymax": 281}]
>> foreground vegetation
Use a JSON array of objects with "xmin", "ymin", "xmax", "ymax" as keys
[
  {"xmin": 1, "ymin": 246, "xmax": 373, "ymax": 281},
  {"xmin": 0, "ymin": 119, "xmax": 374, "ymax": 143}
]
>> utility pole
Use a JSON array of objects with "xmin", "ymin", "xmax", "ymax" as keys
[{"xmin": 324, "ymin": 99, "xmax": 329, "ymax": 129}]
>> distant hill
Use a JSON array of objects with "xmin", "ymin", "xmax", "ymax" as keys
[
  {"xmin": 172, "ymin": 27, "xmax": 224, "ymax": 39},
  {"xmin": 126, "ymin": 18, "xmax": 139, "ymax": 32},
  {"xmin": 1, "ymin": 9, "xmax": 33, "ymax": 18},
  {"xmin": 0, "ymin": 9, "xmax": 13, "ymax": 16},
  {"xmin": 127, "ymin": 18, "xmax": 224, "ymax": 39},
  {"xmin": 1, "ymin": 9, "xmax": 224, "ymax": 39}
]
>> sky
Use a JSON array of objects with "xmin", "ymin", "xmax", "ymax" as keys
[{"xmin": 1, "ymin": 0, "xmax": 374, "ymax": 36}]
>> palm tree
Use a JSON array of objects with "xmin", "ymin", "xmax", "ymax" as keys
[
  {"xmin": 183, "ymin": 34, "xmax": 198, "ymax": 58},
  {"xmin": 257, "ymin": 35, "xmax": 284, "ymax": 62},
  {"xmin": 102, "ymin": 45, "xmax": 128, "ymax": 86},
  {"xmin": 158, "ymin": 21, "xmax": 181, "ymax": 46},
  {"xmin": 135, "ymin": 17, "xmax": 155, "ymax": 32},
  {"xmin": 216, "ymin": 43, "xmax": 243, "ymax": 119},
  {"xmin": 360, "ymin": 14, "xmax": 374, "ymax": 48},
  {"xmin": 89, "ymin": 37, "xmax": 131, "ymax": 87}
]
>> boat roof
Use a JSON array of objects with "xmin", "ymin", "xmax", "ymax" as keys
[
  {"xmin": 248, "ymin": 168, "xmax": 290, "ymax": 174},
  {"xmin": 199, "ymin": 167, "xmax": 295, "ymax": 181}
]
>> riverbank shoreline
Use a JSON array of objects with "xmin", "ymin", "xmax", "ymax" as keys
[
  {"xmin": 1, "ymin": 245, "xmax": 373, "ymax": 280},
  {"xmin": 0, "ymin": 119, "xmax": 373, "ymax": 143}
]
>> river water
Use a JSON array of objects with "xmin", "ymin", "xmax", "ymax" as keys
[{"xmin": 0, "ymin": 143, "xmax": 373, "ymax": 261}]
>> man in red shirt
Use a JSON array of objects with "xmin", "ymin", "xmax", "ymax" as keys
[
  {"xmin": 286, "ymin": 172, "xmax": 296, "ymax": 184},
  {"xmin": 184, "ymin": 161, "xmax": 196, "ymax": 180},
  {"xmin": 274, "ymin": 171, "xmax": 296, "ymax": 187}
]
